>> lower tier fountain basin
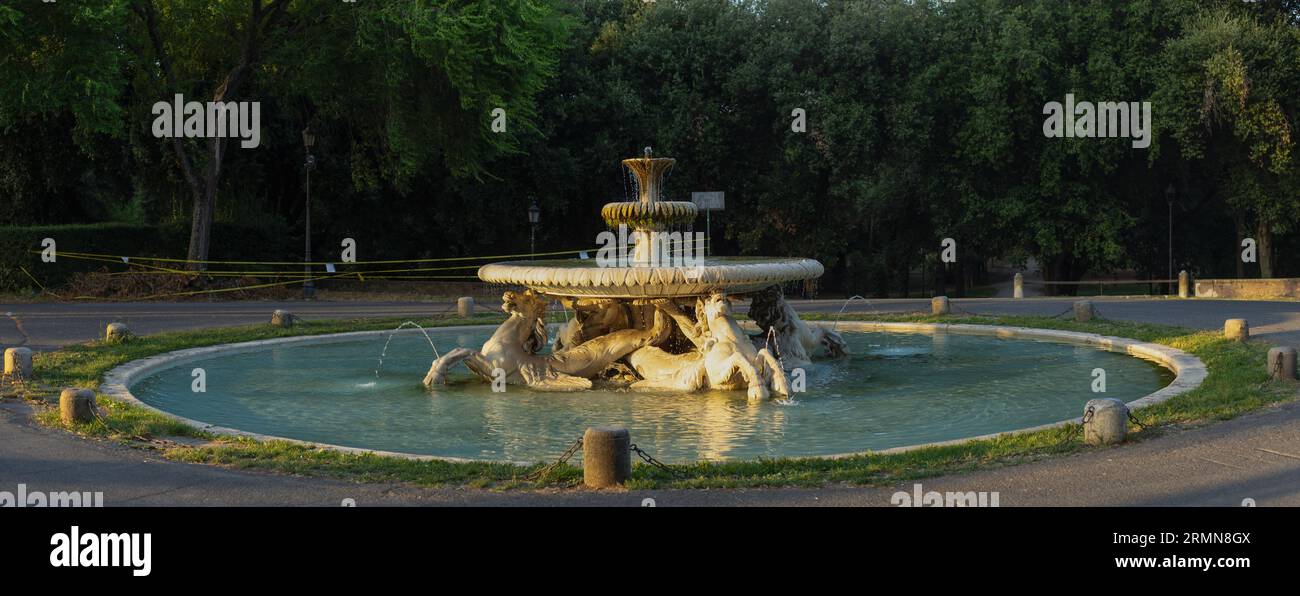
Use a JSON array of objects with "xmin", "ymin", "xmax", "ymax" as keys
[{"xmin": 103, "ymin": 323, "xmax": 1204, "ymax": 464}]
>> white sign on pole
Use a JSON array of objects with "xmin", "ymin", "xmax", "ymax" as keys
[
  {"xmin": 691, "ymin": 192, "xmax": 724, "ymax": 258},
  {"xmin": 691, "ymin": 191, "xmax": 725, "ymax": 211}
]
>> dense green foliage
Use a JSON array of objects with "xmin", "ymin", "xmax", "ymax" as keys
[
  {"xmin": 2, "ymin": 0, "xmax": 1299, "ymax": 294},
  {"xmin": 1, "ymin": 0, "xmax": 569, "ymax": 266}
]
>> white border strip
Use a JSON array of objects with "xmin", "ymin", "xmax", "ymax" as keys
[
  {"xmin": 100, "ymin": 326, "xmax": 502, "ymax": 464},
  {"xmin": 99, "ymin": 322, "xmax": 1206, "ymax": 464},
  {"xmin": 823, "ymin": 322, "xmax": 1206, "ymax": 458}
]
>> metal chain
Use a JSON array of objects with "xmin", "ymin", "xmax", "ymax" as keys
[
  {"xmin": 945, "ymin": 301, "xmax": 1109, "ymax": 322},
  {"xmin": 1056, "ymin": 405, "xmax": 1093, "ymax": 447},
  {"xmin": 630, "ymin": 443, "xmax": 682, "ymax": 477},
  {"xmin": 1127, "ymin": 410, "xmax": 1151, "ymax": 430},
  {"xmin": 88, "ymin": 404, "xmax": 147, "ymax": 442},
  {"xmin": 0, "ymin": 374, "xmax": 23, "ymax": 398},
  {"xmin": 948, "ymin": 303, "xmax": 988, "ymax": 317},
  {"xmin": 1059, "ymin": 404, "xmax": 1161, "ymax": 447},
  {"xmin": 525, "ymin": 437, "xmax": 583, "ymax": 481},
  {"xmin": 1257, "ymin": 356, "xmax": 1284, "ymax": 389},
  {"xmin": 1057, "ymin": 423, "xmax": 1082, "ymax": 447},
  {"xmin": 525, "ymin": 439, "xmax": 682, "ymax": 481},
  {"xmin": 1044, "ymin": 303, "xmax": 1108, "ymax": 320}
]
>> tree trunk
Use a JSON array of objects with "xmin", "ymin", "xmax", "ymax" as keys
[
  {"xmin": 187, "ymin": 132, "xmax": 230, "ymax": 269},
  {"xmin": 187, "ymin": 184, "xmax": 217, "ymax": 268},
  {"xmin": 1041, "ymin": 257, "xmax": 1056, "ymax": 296},
  {"xmin": 133, "ymin": 0, "xmax": 287, "ymax": 272},
  {"xmin": 1235, "ymin": 217, "xmax": 1246, "ymax": 278},
  {"xmin": 1045, "ymin": 256, "xmax": 1078, "ymax": 296},
  {"xmin": 1257, "ymin": 221, "xmax": 1273, "ymax": 278}
]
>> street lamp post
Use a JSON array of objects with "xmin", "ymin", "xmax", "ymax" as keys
[
  {"xmin": 528, "ymin": 198, "xmax": 541, "ymax": 259},
  {"xmin": 1165, "ymin": 182, "xmax": 1176, "ymax": 296},
  {"xmin": 303, "ymin": 126, "xmax": 317, "ymax": 299}
]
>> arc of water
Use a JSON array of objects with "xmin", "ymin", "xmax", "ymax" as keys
[
  {"xmin": 550, "ymin": 299, "xmax": 571, "ymax": 352},
  {"xmin": 374, "ymin": 321, "xmax": 442, "ymax": 378},
  {"xmin": 661, "ymin": 162, "xmax": 673, "ymax": 204},
  {"xmin": 764, "ymin": 325, "xmax": 784, "ymax": 367},
  {"xmin": 831, "ymin": 295, "xmax": 870, "ymax": 332},
  {"xmin": 623, "ymin": 162, "xmax": 632, "ymax": 203},
  {"xmin": 769, "ymin": 324, "xmax": 799, "ymax": 407}
]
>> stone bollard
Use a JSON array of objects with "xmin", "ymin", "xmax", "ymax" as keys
[
  {"xmin": 931, "ymin": 296, "xmax": 950, "ymax": 316},
  {"xmin": 1073, "ymin": 300, "xmax": 1094, "ymax": 322},
  {"xmin": 1083, "ymin": 398, "xmax": 1129, "ymax": 446},
  {"xmin": 105, "ymin": 322, "xmax": 131, "ymax": 343},
  {"xmin": 59, "ymin": 388, "xmax": 98, "ymax": 425},
  {"xmin": 1224, "ymin": 319, "xmax": 1249, "ymax": 342},
  {"xmin": 1013, "ymin": 272, "xmax": 1024, "ymax": 299},
  {"xmin": 1178, "ymin": 270, "xmax": 1190, "ymax": 299},
  {"xmin": 4, "ymin": 347, "xmax": 33, "ymax": 379},
  {"xmin": 583, "ymin": 427, "xmax": 631, "ymax": 488},
  {"xmin": 457, "ymin": 297, "xmax": 475, "ymax": 318},
  {"xmin": 1267, "ymin": 347, "xmax": 1298, "ymax": 380},
  {"xmin": 270, "ymin": 309, "xmax": 295, "ymax": 328}
]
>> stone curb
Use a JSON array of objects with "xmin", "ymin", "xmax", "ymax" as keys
[
  {"xmin": 99, "ymin": 326, "xmax": 504, "ymax": 464},
  {"xmin": 99, "ymin": 322, "xmax": 1206, "ymax": 465},
  {"xmin": 820, "ymin": 322, "xmax": 1206, "ymax": 458}
]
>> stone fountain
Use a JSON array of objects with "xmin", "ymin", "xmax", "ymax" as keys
[{"xmin": 423, "ymin": 148, "xmax": 845, "ymax": 400}]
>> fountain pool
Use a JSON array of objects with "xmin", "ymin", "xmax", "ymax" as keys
[{"xmin": 125, "ymin": 326, "xmax": 1173, "ymax": 463}]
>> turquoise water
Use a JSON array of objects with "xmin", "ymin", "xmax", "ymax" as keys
[{"xmin": 128, "ymin": 329, "xmax": 1172, "ymax": 463}]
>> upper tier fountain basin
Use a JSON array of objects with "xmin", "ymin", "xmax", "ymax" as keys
[{"xmin": 477, "ymin": 256, "xmax": 824, "ymax": 298}]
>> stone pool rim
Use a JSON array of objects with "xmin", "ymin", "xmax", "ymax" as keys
[{"xmin": 99, "ymin": 322, "xmax": 1207, "ymax": 465}]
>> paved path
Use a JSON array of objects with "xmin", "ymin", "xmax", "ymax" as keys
[
  {"xmin": 4, "ymin": 398, "xmax": 1297, "ymax": 506},
  {"xmin": 793, "ymin": 296, "xmax": 1300, "ymax": 345},
  {"xmin": 1, "ymin": 297, "xmax": 1298, "ymax": 506},
  {"xmin": 0, "ymin": 300, "xmax": 457, "ymax": 351},
  {"xmin": 5, "ymin": 297, "xmax": 1300, "ymax": 350}
]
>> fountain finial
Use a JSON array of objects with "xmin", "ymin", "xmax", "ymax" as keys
[
  {"xmin": 602, "ymin": 148, "xmax": 695, "ymax": 266},
  {"xmin": 620, "ymin": 148, "xmax": 675, "ymax": 205}
]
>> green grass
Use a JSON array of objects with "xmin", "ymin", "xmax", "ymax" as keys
[{"xmin": 13, "ymin": 310, "xmax": 1295, "ymax": 490}]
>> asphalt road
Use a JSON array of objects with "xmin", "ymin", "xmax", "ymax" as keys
[
  {"xmin": 3, "ymin": 397, "xmax": 1297, "ymax": 506},
  {"xmin": 1, "ymin": 296, "xmax": 1298, "ymax": 506},
  {"xmin": 4, "ymin": 296, "xmax": 1300, "ymax": 350},
  {"xmin": 0, "ymin": 300, "xmax": 459, "ymax": 351},
  {"xmin": 797, "ymin": 296, "xmax": 1300, "ymax": 345}
]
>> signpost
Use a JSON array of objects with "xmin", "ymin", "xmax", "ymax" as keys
[{"xmin": 691, "ymin": 191, "xmax": 725, "ymax": 256}]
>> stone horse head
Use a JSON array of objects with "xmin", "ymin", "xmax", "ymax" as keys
[
  {"xmin": 501, "ymin": 289, "xmax": 549, "ymax": 354},
  {"xmin": 697, "ymin": 291, "xmax": 731, "ymax": 323}
]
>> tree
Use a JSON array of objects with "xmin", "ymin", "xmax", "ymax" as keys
[
  {"xmin": 131, "ymin": 0, "xmax": 291, "ymax": 268},
  {"xmin": 1158, "ymin": 7, "xmax": 1300, "ymax": 277},
  {"xmin": 2, "ymin": 0, "xmax": 569, "ymax": 268}
]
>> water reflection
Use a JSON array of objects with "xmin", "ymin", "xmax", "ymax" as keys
[{"xmin": 130, "ymin": 329, "xmax": 1173, "ymax": 463}]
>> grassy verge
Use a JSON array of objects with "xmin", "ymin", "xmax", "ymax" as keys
[{"xmin": 8, "ymin": 311, "xmax": 1294, "ymax": 490}]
